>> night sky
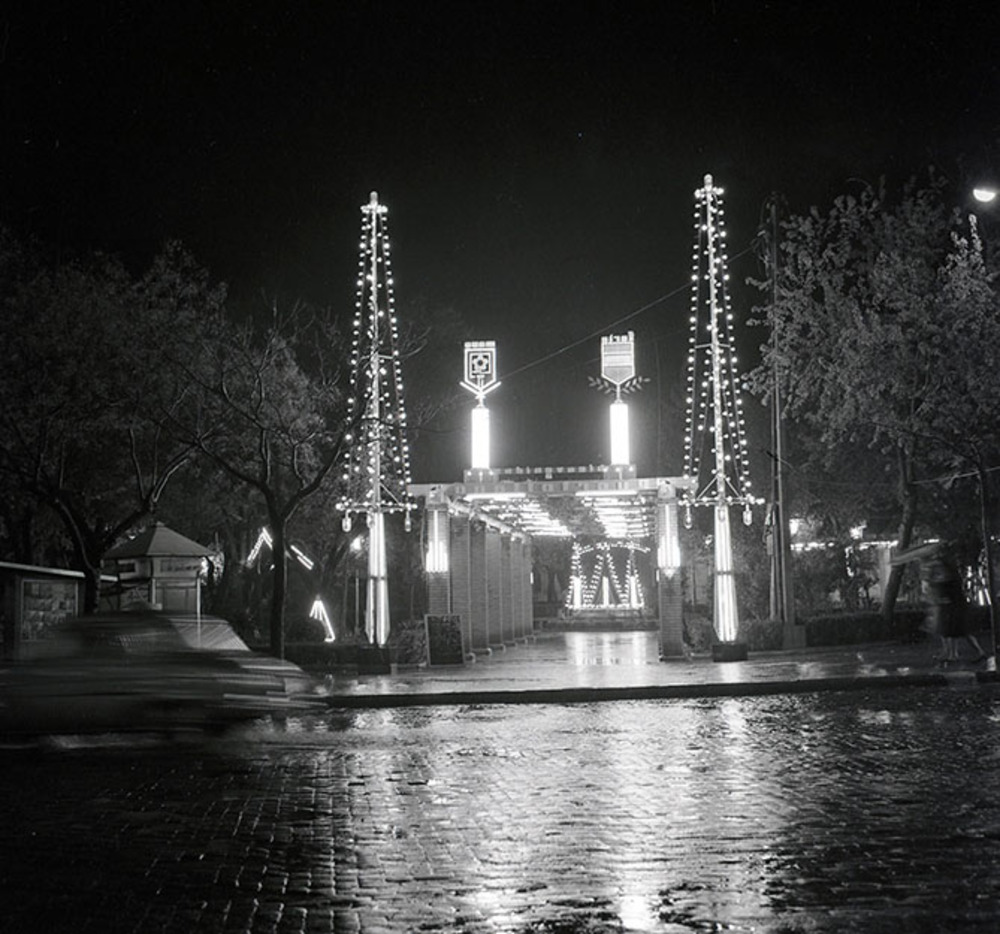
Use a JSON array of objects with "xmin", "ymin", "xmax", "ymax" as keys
[{"xmin": 3, "ymin": 1, "xmax": 999, "ymax": 483}]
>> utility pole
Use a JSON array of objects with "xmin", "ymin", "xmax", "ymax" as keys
[{"xmin": 765, "ymin": 195, "xmax": 799, "ymax": 644}]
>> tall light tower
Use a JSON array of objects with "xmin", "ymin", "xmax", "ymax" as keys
[
  {"xmin": 682, "ymin": 174, "xmax": 757, "ymax": 660},
  {"xmin": 338, "ymin": 191, "xmax": 414, "ymax": 647}
]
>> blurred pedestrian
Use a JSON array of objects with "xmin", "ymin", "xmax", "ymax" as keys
[{"xmin": 892, "ymin": 541, "xmax": 989, "ymax": 666}]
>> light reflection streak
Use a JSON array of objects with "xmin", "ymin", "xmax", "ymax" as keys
[
  {"xmin": 563, "ymin": 631, "xmax": 658, "ymax": 667},
  {"xmin": 334, "ymin": 698, "xmax": 802, "ymax": 931}
]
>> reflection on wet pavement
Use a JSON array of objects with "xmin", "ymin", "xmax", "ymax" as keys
[
  {"xmin": 2, "ymin": 685, "xmax": 1000, "ymax": 931},
  {"xmin": 318, "ymin": 628, "xmax": 986, "ymax": 702}
]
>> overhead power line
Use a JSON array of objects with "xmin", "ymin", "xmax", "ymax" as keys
[{"xmin": 501, "ymin": 243, "xmax": 758, "ymax": 381}]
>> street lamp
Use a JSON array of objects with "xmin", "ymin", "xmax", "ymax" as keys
[{"xmin": 969, "ymin": 185, "xmax": 999, "ymax": 668}]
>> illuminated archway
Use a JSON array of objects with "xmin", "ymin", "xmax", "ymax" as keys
[{"xmin": 567, "ymin": 540, "xmax": 650, "ymax": 612}]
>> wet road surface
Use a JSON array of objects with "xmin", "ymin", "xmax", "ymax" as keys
[{"xmin": 3, "ymin": 684, "xmax": 1000, "ymax": 933}]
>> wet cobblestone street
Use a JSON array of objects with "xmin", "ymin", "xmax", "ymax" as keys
[{"xmin": 3, "ymin": 684, "xmax": 1000, "ymax": 933}]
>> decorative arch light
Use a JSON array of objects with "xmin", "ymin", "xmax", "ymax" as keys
[
  {"xmin": 566, "ymin": 540, "xmax": 650, "ymax": 611},
  {"xmin": 244, "ymin": 527, "xmax": 334, "ymax": 642}
]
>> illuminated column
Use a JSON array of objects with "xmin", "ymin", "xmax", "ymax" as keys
[
  {"xmin": 566, "ymin": 539, "xmax": 584, "ymax": 611},
  {"xmin": 656, "ymin": 493, "xmax": 685, "ymax": 658},
  {"xmin": 425, "ymin": 502, "xmax": 450, "ymax": 615},
  {"xmin": 462, "ymin": 341, "xmax": 500, "ymax": 474},
  {"xmin": 469, "ymin": 522, "xmax": 489, "ymax": 653},
  {"xmin": 681, "ymin": 175, "xmax": 756, "ymax": 658},
  {"xmin": 338, "ymin": 191, "xmax": 415, "ymax": 646},
  {"xmin": 569, "ymin": 541, "xmax": 583, "ymax": 611},
  {"xmin": 367, "ymin": 512, "xmax": 390, "ymax": 646},
  {"xmin": 705, "ymin": 180, "xmax": 739, "ymax": 644},
  {"xmin": 656, "ymin": 498, "xmax": 681, "ymax": 574},
  {"xmin": 713, "ymin": 504, "xmax": 737, "ymax": 640}
]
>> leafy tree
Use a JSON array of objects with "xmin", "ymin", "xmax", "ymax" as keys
[
  {"xmin": 0, "ymin": 232, "xmax": 222, "ymax": 609},
  {"xmin": 748, "ymin": 176, "xmax": 1000, "ymax": 633},
  {"xmin": 166, "ymin": 298, "xmax": 357, "ymax": 658}
]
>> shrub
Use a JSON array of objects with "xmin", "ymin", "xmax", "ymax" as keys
[
  {"xmin": 283, "ymin": 641, "xmax": 360, "ymax": 672},
  {"xmin": 740, "ymin": 616, "xmax": 784, "ymax": 651},
  {"xmin": 804, "ymin": 609, "xmax": 926, "ymax": 647},
  {"xmin": 388, "ymin": 618, "xmax": 428, "ymax": 667}
]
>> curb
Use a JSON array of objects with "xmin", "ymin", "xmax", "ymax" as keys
[{"xmin": 321, "ymin": 669, "xmax": 1000, "ymax": 710}]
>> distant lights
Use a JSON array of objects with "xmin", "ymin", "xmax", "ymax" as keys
[{"xmin": 566, "ymin": 540, "xmax": 649, "ymax": 610}]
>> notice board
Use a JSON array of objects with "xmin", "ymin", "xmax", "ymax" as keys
[
  {"xmin": 20, "ymin": 579, "xmax": 78, "ymax": 642},
  {"xmin": 424, "ymin": 614, "xmax": 465, "ymax": 667}
]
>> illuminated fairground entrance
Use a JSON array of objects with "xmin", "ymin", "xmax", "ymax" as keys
[
  {"xmin": 410, "ymin": 331, "xmax": 695, "ymax": 658},
  {"xmin": 411, "ymin": 462, "xmax": 691, "ymax": 657},
  {"xmin": 345, "ymin": 179, "xmax": 757, "ymax": 659},
  {"xmin": 408, "ymin": 177, "xmax": 759, "ymax": 661}
]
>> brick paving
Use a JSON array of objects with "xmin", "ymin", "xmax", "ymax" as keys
[{"xmin": 3, "ymin": 679, "xmax": 1000, "ymax": 933}]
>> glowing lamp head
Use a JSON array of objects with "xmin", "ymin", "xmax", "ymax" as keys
[{"xmin": 973, "ymin": 187, "xmax": 998, "ymax": 204}]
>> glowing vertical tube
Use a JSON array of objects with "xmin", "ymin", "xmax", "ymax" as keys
[
  {"xmin": 657, "ymin": 502, "xmax": 681, "ymax": 572},
  {"xmin": 427, "ymin": 507, "xmax": 449, "ymax": 573},
  {"xmin": 713, "ymin": 504, "xmax": 738, "ymax": 641},
  {"xmin": 609, "ymin": 399, "xmax": 630, "ymax": 466},
  {"xmin": 705, "ymin": 175, "xmax": 740, "ymax": 643},
  {"xmin": 366, "ymin": 511, "xmax": 390, "ymax": 646},
  {"xmin": 471, "ymin": 403, "xmax": 490, "ymax": 470}
]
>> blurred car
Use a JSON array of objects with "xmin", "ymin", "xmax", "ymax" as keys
[{"xmin": 0, "ymin": 610, "xmax": 320, "ymax": 737}]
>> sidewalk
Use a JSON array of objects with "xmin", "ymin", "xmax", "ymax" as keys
[{"xmin": 317, "ymin": 629, "xmax": 999, "ymax": 708}]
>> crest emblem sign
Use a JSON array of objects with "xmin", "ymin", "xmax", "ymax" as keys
[
  {"xmin": 461, "ymin": 340, "xmax": 500, "ymax": 400},
  {"xmin": 601, "ymin": 332, "xmax": 635, "ymax": 389}
]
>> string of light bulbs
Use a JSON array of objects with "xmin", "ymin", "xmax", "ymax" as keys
[
  {"xmin": 338, "ymin": 192, "xmax": 415, "ymax": 525},
  {"xmin": 682, "ymin": 177, "xmax": 757, "ymax": 519},
  {"xmin": 567, "ymin": 540, "xmax": 649, "ymax": 609}
]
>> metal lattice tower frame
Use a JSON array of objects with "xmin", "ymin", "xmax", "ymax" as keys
[
  {"xmin": 681, "ymin": 174, "xmax": 757, "ymax": 643},
  {"xmin": 338, "ymin": 191, "xmax": 414, "ymax": 646}
]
